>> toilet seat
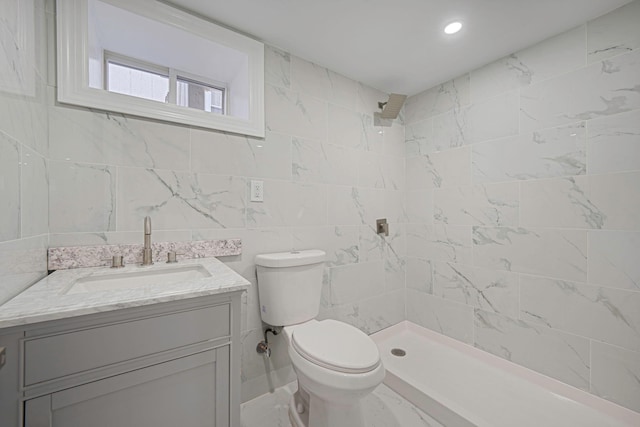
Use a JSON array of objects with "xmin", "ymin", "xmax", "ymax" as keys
[{"xmin": 291, "ymin": 319, "xmax": 381, "ymax": 374}]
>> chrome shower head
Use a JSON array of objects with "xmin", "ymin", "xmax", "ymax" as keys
[{"xmin": 377, "ymin": 93, "xmax": 407, "ymax": 119}]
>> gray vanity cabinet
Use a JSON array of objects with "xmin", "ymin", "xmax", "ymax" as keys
[
  {"xmin": 6, "ymin": 292, "xmax": 242, "ymax": 427},
  {"xmin": 24, "ymin": 346, "xmax": 230, "ymax": 427}
]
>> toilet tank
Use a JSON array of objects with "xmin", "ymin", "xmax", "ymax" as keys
[{"xmin": 255, "ymin": 250, "xmax": 325, "ymax": 327}]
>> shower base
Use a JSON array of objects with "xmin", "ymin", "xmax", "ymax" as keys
[{"xmin": 372, "ymin": 321, "xmax": 640, "ymax": 427}]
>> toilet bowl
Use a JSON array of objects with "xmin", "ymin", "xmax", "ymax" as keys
[
  {"xmin": 284, "ymin": 320, "xmax": 385, "ymax": 427},
  {"xmin": 255, "ymin": 250, "xmax": 385, "ymax": 427}
]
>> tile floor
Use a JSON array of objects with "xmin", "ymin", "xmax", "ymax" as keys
[{"xmin": 241, "ymin": 382, "xmax": 444, "ymax": 427}]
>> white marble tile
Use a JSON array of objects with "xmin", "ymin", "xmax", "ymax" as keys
[
  {"xmin": 265, "ymin": 84, "xmax": 327, "ymax": 141},
  {"xmin": 240, "ymin": 382, "xmax": 296, "ymax": 427},
  {"xmin": 0, "ymin": 86, "xmax": 47, "ymax": 157},
  {"xmin": 0, "ymin": 0, "xmax": 37, "ymax": 97},
  {"xmin": 474, "ymin": 310, "xmax": 590, "ymax": 390},
  {"xmin": 240, "ymin": 328, "xmax": 291, "ymax": 386},
  {"xmin": 406, "ymin": 289, "xmax": 474, "ymax": 344},
  {"xmin": 265, "ymin": 45, "xmax": 290, "ymax": 88},
  {"xmin": 383, "ymin": 190, "xmax": 408, "ymax": 225},
  {"xmin": 470, "ymin": 26, "xmax": 585, "ymax": 102},
  {"xmin": 240, "ymin": 365, "xmax": 297, "ymax": 405},
  {"xmin": 405, "ymin": 190, "xmax": 434, "ymax": 224},
  {"xmin": 587, "ymin": 0, "xmax": 640, "ymax": 63},
  {"xmin": 384, "ymin": 253, "xmax": 406, "ymax": 292},
  {"xmin": 591, "ymin": 342, "xmax": 640, "ymax": 413},
  {"xmin": 588, "ymin": 230, "xmax": 640, "ymax": 291},
  {"xmin": 319, "ymin": 289, "xmax": 405, "ymax": 335},
  {"xmin": 49, "ymin": 230, "xmax": 192, "ymax": 247},
  {"xmin": 327, "ymin": 186, "xmax": 383, "ymax": 226},
  {"xmin": 588, "ymin": 171, "xmax": 640, "ymax": 230},
  {"xmin": 382, "ymin": 122, "xmax": 406, "ymax": 158},
  {"xmin": 329, "ymin": 261, "xmax": 385, "ymax": 305},
  {"xmin": 192, "ymin": 129, "xmax": 291, "ymax": 180},
  {"xmin": 328, "ymin": 104, "xmax": 383, "ymax": 152},
  {"xmin": 291, "ymin": 226, "xmax": 359, "ymax": 267},
  {"xmin": 520, "ymin": 176, "xmax": 605, "ymax": 229},
  {"xmin": 434, "ymin": 182, "xmax": 519, "ymax": 226},
  {"xmin": 405, "ymin": 257, "xmax": 433, "ymax": 294},
  {"xmin": 355, "ymin": 82, "xmax": 387, "ymax": 116},
  {"xmin": 49, "ymin": 105, "xmax": 190, "ymax": 170},
  {"xmin": 433, "ymin": 91, "xmax": 519, "ymax": 147},
  {"xmin": 116, "ymin": 168, "xmax": 246, "ymax": 231},
  {"xmin": 587, "ymin": 109, "xmax": 640, "ymax": 174},
  {"xmin": 520, "ymin": 275, "xmax": 640, "ymax": 352},
  {"xmin": 473, "ymin": 226, "xmax": 587, "ymax": 281},
  {"xmin": 358, "ymin": 223, "xmax": 404, "ymax": 263},
  {"xmin": 241, "ymin": 382, "xmax": 443, "ymax": 427},
  {"xmin": 406, "ymin": 146, "xmax": 471, "ymax": 190},
  {"xmin": 404, "ymin": 74, "xmax": 470, "ymax": 124},
  {"xmin": 472, "ymin": 122, "xmax": 586, "ymax": 183},
  {"xmin": 247, "ymin": 180, "xmax": 326, "ymax": 228},
  {"xmin": 406, "ymin": 224, "xmax": 472, "ymax": 265},
  {"xmin": 292, "ymin": 138, "xmax": 358, "ymax": 185},
  {"xmin": 358, "ymin": 151, "xmax": 405, "ymax": 190},
  {"xmin": 520, "ymin": 49, "xmax": 640, "ymax": 132},
  {"xmin": 0, "ymin": 234, "xmax": 47, "ymax": 305},
  {"xmin": 20, "ymin": 145, "xmax": 48, "ymax": 237},
  {"xmin": 0, "ymin": 132, "xmax": 20, "ymax": 241},
  {"xmin": 405, "ymin": 118, "xmax": 436, "ymax": 156},
  {"xmin": 291, "ymin": 56, "xmax": 357, "ymax": 109},
  {"xmin": 433, "ymin": 262, "xmax": 518, "ymax": 317},
  {"xmin": 49, "ymin": 161, "xmax": 116, "ymax": 233}
]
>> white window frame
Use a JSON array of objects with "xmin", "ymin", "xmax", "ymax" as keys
[{"xmin": 56, "ymin": 0, "xmax": 264, "ymax": 137}]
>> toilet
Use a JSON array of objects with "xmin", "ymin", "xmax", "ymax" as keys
[{"xmin": 255, "ymin": 250, "xmax": 385, "ymax": 427}]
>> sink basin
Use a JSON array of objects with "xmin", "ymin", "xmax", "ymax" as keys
[{"xmin": 66, "ymin": 265, "xmax": 211, "ymax": 294}]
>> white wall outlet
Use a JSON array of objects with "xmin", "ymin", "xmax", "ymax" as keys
[{"xmin": 250, "ymin": 180, "xmax": 264, "ymax": 202}]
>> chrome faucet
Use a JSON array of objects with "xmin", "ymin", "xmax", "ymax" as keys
[{"xmin": 142, "ymin": 216, "xmax": 153, "ymax": 266}]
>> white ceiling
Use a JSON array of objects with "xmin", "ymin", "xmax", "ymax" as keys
[{"xmin": 168, "ymin": 0, "xmax": 632, "ymax": 96}]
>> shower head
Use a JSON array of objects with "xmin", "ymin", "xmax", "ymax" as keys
[{"xmin": 377, "ymin": 93, "xmax": 407, "ymax": 119}]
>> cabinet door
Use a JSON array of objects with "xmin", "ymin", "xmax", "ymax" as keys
[{"xmin": 24, "ymin": 346, "xmax": 230, "ymax": 427}]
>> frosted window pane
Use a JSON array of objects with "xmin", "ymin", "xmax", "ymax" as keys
[
  {"xmin": 107, "ymin": 62, "xmax": 169, "ymax": 103},
  {"xmin": 176, "ymin": 78, "xmax": 224, "ymax": 115}
]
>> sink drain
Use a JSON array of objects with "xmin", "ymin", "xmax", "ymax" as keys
[{"xmin": 390, "ymin": 348, "xmax": 406, "ymax": 357}]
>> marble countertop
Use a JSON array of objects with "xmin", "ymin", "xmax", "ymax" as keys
[{"xmin": 0, "ymin": 257, "xmax": 250, "ymax": 330}]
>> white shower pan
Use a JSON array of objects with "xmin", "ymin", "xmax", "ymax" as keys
[{"xmin": 372, "ymin": 321, "xmax": 640, "ymax": 427}]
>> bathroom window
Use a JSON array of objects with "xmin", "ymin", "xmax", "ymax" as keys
[
  {"xmin": 57, "ymin": 0, "xmax": 264, "ymax": 137},
  {"xmin": 104, "ymin": 52, "xmax": 226, "ymax": 114}
]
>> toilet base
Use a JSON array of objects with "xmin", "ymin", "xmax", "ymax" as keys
[
  {"xmin": 287, "ymin": 386, "xmax": 366, "ymax": 427},
  {"xmin": 288, "ymin": 394, "xmax": 307, "ymax": 427}
]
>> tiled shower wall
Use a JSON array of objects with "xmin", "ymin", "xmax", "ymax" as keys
[
  {"xmin": 44, "ymin": 3, "xmax": 406, "ymax": 401},
  {"xmin": 404, "ymin": 0, "xmax": 640, "ymax": 412},
  {"xmin": 0, "ymin": 0, "xmax": 49, "ymax": 305}
]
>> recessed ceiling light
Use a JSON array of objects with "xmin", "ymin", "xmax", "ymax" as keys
[{"xmin": 444, "ymin": 21, "xmax": 462, "ymax": 35}]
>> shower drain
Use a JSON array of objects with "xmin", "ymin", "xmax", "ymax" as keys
[{"xmin": 390, "ymin": 348, "xmax": 406, "ymax": 357}]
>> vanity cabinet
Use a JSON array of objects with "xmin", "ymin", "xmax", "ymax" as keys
[
  {"xmin": 1, "ymin": 292, "xmax": 242, "ymax": 427},
  {"xmin": 24, "ymin": 346, "xmax": 229, "ymax": 427}
]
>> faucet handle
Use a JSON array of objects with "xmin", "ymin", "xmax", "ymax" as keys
[
  {"xmin": 104, "ymin": 255, "xmax": 124, "ymax": 268},
  {"xmin": 166, "ymin": 251, "xmax": 184, "ymax": 263}
]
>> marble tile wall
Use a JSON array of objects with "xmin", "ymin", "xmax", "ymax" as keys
[
  {"xmin": 43, "ymin": 6, "xmax": 405, "ymax": 402},
  {"xmin": 404, "ymin": 0, "xmax": 640, "ymax": 413},
  {"xmin": 0, "ymin": 0, "xmax": 49, "ymax": 305}
]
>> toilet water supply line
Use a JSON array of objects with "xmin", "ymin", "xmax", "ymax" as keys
[{"xmin": 256, "ymin": 327, "xmax": 280, "ymax": 357}]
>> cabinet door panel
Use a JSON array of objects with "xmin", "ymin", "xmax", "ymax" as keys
[{"xmin": 24, "ymin": 348, "xmax": 226, "ymax": 427}]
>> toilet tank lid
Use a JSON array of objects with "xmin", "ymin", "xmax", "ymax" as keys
[{"xmin": 255, "ymin": 250, "xmax": 326, "ymax": 268}]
